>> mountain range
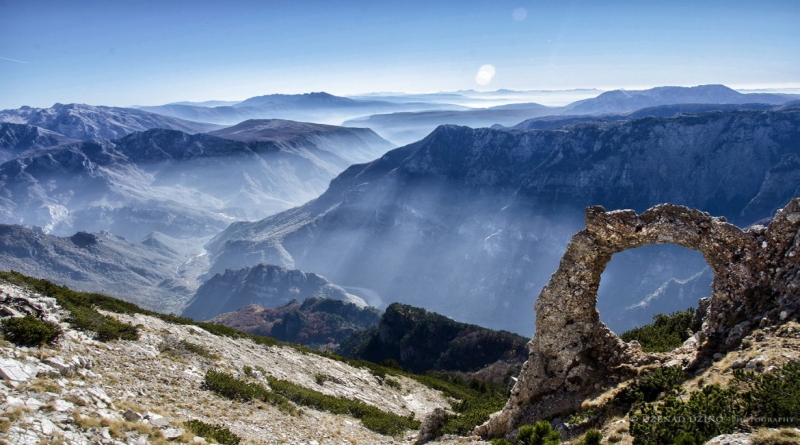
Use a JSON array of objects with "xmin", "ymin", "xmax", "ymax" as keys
[
  {"xmin": 0, "ymin": 102, "xmax": 221, "ymax": 140},
  {"xmin": 139, "ymin": 92, "xmax": 466, "ymax": 126},
  {"xmin": 207, "ymin": 106, "xmax": 800, "ymax": 335},
  {"xmin": 344, "ymin": 85, "xmax": 800, "ymax": 145},
  {"xmin": 1, "ymin": 85, "xmax": 799, "ymax": 337},
  {"xmin": 0, "ymin": 121, "xmax": 392, "ymax": 239}
]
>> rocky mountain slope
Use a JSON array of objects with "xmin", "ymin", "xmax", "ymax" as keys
[
  {"xmin": 209, "ymin": 297, "xmax": 382, "ymax": 348},
  {"xmin": 206, "ymin": 107, "xmax": 800, "ymax": 335},
  {"xmin": 0, "ymin": 103, "xmax": 221, "ymax": 140},
  {"xmin": 0, "ymin": 122, "xmax": 393, "ymax": 240},
  {"xmin": 0, "ymin": 123, "xmax": 78, "ymax": 163},
  {"xmin": 183, "ymin": 264, "xmax": 368, "ymax": 322},
  {"xmin": 0, "ymin": 275, "xmax": 453, "ymax": 444},
  {"xmin": 208, "ymin": 118, "xmax": 395, "ymax": 166},
  {"xmin": 0, "ymin": 225, "xmax": 205, "ymax": 313}
]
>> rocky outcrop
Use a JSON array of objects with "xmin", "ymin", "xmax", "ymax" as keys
[{"xmin": 479, "ymin": 198, "xmax": 800, "ymax": 439}]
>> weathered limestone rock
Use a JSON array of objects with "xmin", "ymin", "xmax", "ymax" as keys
[{"xmin": 478, "ymin": 199, "xmax": 800, "ymax": 440}]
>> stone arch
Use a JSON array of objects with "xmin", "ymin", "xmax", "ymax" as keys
[{"xmin": 479, "ymin": 203, "xmax": 761, "ymax": 439}]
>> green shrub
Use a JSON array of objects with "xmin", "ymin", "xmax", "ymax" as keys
[
  {"xmin": 0, "ymin": 315, "xmax": 62, "ymax": 347},
  {"xmin": 630, "ymin": 361, "xmax": 800, "ymax": 445},
  {"xmin": 736, "ymin": 361, "xmax": 800, "ymax": 427},
  {"xmin": 579, "ymin": 428, "xmax": 603, "ymax": 445},
  {"xmin": 630, "ymin": 385, "xmax": 740, "ymax": 445},
  {"xmin": 264, "ymin": 375, "xmax": 419, "ymax": 436},
  {"xmin": 384, "ymin": 377, "xmax": 402, "ymax": 390},
  {"xmin": 614, "ymin": 366, "xmax": 687, "ymax": 408},
  {"xmin": 202, "ymin": 369, "xmax": 294, "ymax": 412},
  {"xmin": 184, "ymin": 419, "xmax": 241, "ymax": 445},
  {"xmin": 242, "ymin": 365, "xmax": 253, "ymax": 376},
  {"xmin": 620, "ymin": 308, "xmax": 695, "ymax": 353},
  {"xmin": 490, "ymin": 439, "xmax": 512, "ymax": 445},
  {"xmin": 517, "ymin": 421, "xmax": 561, "ymax": 445},
  {"xmin": 314, "ymin": 373, "xmax": 327, "ymax": 385},
  {"xmin": 179, "ymin": 340, "xmax": 217, "ymax": 359}
]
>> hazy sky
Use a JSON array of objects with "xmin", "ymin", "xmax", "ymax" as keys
[{"xmin": 1, "ymin": 0, "xmax": 798, "ymax": 109}]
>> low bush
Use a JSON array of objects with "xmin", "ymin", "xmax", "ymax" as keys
[
  {"xmin": 579, "ymin": 429, "xmax": 603, "ymax": 445},
  {"xmin": 620, "ymin": 308, "xmax": 695, "ymax": 353},
  {"xmin": 630, "ymin": 361, "xmax": 800, "ymax": 445},
  {"xmin": 613, "ymin": 366, "xmax": 687, "ymax": 408},
  {"xmin": 264, "ymin": 375, "xmax": 419, "ymax": 436},
  {"xmin": 0, "ymin": 315, "xmax": 61, "ymax": 347},
  {"xmin": 517, "ymin": 421, "xmax": 561, "ymax": 445},
  {"xmin": 184, "ymin": 419, "xmax": 241, "ymax": 445},
  {"xmin": 202, "ymin": 369, "xmax": 294, "ymax": 413}
]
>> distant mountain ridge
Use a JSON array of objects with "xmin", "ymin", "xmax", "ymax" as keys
[
  {"xmin": 140, "ymin": 91, "xmax": 464, "ymax": 126},
  {"xmin": 183, "ymin": 263, "xmax": 367, "ymax": 321},
  {"xmin": 563, "ymin": 84, "xmax": 797, "ymax": 115},
  {"xmin": 0, "ymin": 103, "xmax": 221, "ymax": 140},
  {"xmin": 344, "ymin": 85, "xmax": 800, "ymax": 145}
]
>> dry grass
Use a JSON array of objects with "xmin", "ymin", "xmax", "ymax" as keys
[
  {"xmin": 18, "ymin": 378, "xmax": 62, "ymax": 394},
  {"xmin": 751, "ymin": 428, "xmax": 800, "ymax": 445}
]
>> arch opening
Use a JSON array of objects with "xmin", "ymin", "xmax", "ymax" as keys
[{"xmin": 598, "ymin": 243, "xmax": 713, "ymax": 337}]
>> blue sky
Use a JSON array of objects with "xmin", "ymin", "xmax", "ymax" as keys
[{"xmin": 1, "ymin": 0, "xmax": 798, "ymax": 109}]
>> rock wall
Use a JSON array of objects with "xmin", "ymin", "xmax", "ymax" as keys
[{"xmin": 479, "ymin": 198, "xmax": 800, "ymax": 439}]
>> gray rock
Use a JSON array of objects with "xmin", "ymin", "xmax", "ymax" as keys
[
  {"xmin": 414, "ymin": 407, "xmax": 448, "ymax": 444},
  {"xmin": 123, "ymin": 409, "xmax": 143, "ymax": 422},
  {"xmin": 706, "ymin": 433, "xmax": 752, "ymax": 445},
  {"xmin": 44, "ymin": 357, "xmax": 73, "ymax": 376},
  {"xmin": 745, "ymin": 356, "xmax": 767, "ymax": 371}
]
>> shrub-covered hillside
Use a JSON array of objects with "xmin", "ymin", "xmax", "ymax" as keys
[{"xmin": 337, "ymin": 303, "xmax": 529, "ymax": 374}]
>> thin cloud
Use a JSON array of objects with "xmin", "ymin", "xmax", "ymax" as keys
[{"xmin": 0, "ymin": 56, "xmax": 29, "ymax": 64}]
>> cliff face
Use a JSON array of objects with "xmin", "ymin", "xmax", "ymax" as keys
[
  {"xmin": 208, "ymin": 108, "xmax": 800, "ymax": 335},
  {"xmin": 480, "ymin": 198, "xmax": 800, "ymax": 440}
]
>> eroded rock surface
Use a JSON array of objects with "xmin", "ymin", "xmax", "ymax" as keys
[{"xmin": 479, "ymin": 198, "xmax": 800, "ymax": 439}]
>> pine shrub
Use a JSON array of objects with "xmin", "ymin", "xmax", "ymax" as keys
[{"xmin": 0, "ymin": 315, "xmax": 61, "ymax": 347}]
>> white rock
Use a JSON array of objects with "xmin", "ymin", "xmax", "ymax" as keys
[
  {"xmin": 0, "ymin": 357, "xmax": 32, "ymax": 383},
  {"xmin": 150, "ymin": 416, "xmax": 171, "ymax": 428},
  {"xmin": 44, "ymin": 356, "xmax": 73, "ymax": 376},
  {"xmin": 52, "ymin": 399, "xmax": 76, "ymax": 412},
  {"xmin": 162, "ymin": 427, "xmax": 185, "ymax": 440}
]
